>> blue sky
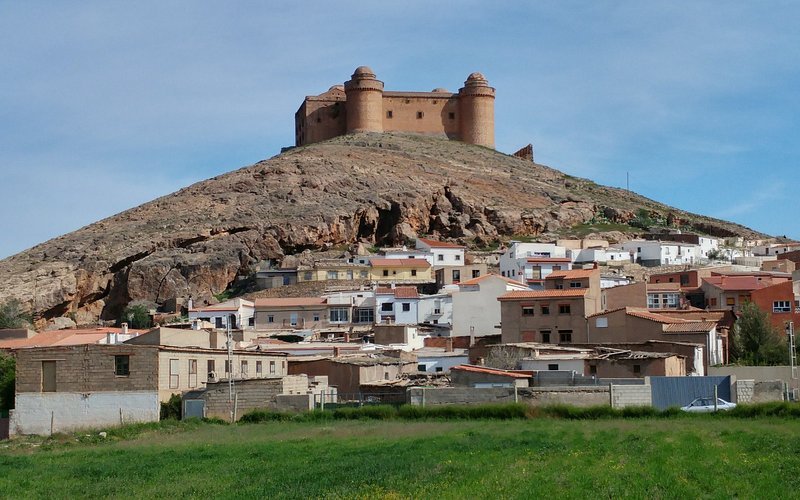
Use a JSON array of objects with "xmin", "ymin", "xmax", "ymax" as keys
[{"xmin": 1, "ymin": 2, "xmax": 798, "ymax": 259}]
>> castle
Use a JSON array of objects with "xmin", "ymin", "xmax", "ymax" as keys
[{"xmin": 295, "ymin": 66, "xmax": 495, "ymax": 148}]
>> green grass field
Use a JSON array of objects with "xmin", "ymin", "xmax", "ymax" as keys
[{"xmin": 2, "ymin": 416, "xmax": 800, "ymax": 498}]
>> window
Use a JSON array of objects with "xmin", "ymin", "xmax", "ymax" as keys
[
  {"xmin": 417, "ymin": 364, "xmax": 427, "ymax": 372},
  {"xmin": 188, "ymin": 359, "xmax": 197, "ymax": 388},
  {"xmin": 416, "ymin": 111, "xmax": 424, "ymax": 119},
  {"xmin": 647, "ymin": 295, "xmax": 660, "ymax": 309},
  {"xmin": 248, "ymin": 317, "xmax": 255, "ymax": 327},
  {"xmin": 548, "ymin": 364, "xmax": 559, "ymax": 371},
  {"xmin": 726, "ymin": 297, "xmax": 735, "ymax": 306},
  {"xmin": 329, "ymin": 308, "xmax": 350, "ymax": 323},
  {"xmin": 709, "ymin": 298, "xmax": 717, "ymax": 306},
  {"xmin": 522, "ymin": 306, "xmax": 535, "ymax": 316},
  {"xmin": 225, "ymin": 360, "xmax": 231, "ymax": 375},
  {"xmin": 552, "ymin": 265, "xmax": 561, "ymax": 271},
  {"xmin": 448, "ymin": 112, "xmax": 455, "ymax": 119},
  {"xmin": 346, "ymin": 270, "xmax": 354, "ymax": 280},
  {"xmin": 541, "ymin": 305, "xmax": 550, "ymax": 315},
  {"xmin": 558, "ymin": 304, "xmax": 571, "ymax": 314},
  {"xmin": 357, "ymin": 308, "xmax": 375, "ymax": 323},
  {"xmin": 381, "ymin": 302, "xmax": 393, "ymax": 312},
  {"xmin": 455, "ymin": 255, "xmax": 461, "ymax": 261},
  {"xmin": 559, "ymin": 331, "xmax": 572, "ymax": 343},
  {"xmin": 452, "ymin": 270, "xmax": 461, "ymax": 283},
  {"xmin": 633, "ymin": 364, "xmax": 641, "ymax": 375},
  {"xmin": 541, "ymin": 331, "xmax": 551, "ymax": 343},
  {"xmin": 386, "ymin": 110, "xmax": 393, "ymax": 118},
  {"xmin": 411, "ymin": 269, "xmax": 417, "ymax": 277},
  {"xmin": 595, "ymin": 317, "xmax": 608, "ymax": 328},
  {"xmin": 383, "ymin": 270, "xmax": 389, "ymax": 277},
  {"xmin": 668, "ymin": 277, "xmax": 674, "ymax": 283},
  {"xmin": 435, "ymin": 367, "xmax": 443, "ymax": 372},
  {"xmin": 290, "ymin": 313, "xmax": 298, "ymax": 326},
  {"xmin": 589, "ymin": 365, "xmax": 597, "ymax": 375},
  {"xmin": 569, "ymin": 281, "xmax": 582, "ymax": 288},
  {"xmin": 437, "ymin": 254, "xmax": 444, "ymax": 261},
  {"xmin": 256, "ymin": 361, "xmax": 263, "ymax": 375},
  {"xmin": 114, "ymin": 355, "xmax": 130, "ymax": 376},
  {"xmin": 313, "ymin": 313, "xmax": 320, "ymax": 322},
  {"xmin": 401, "ymin": 303, "xmax": 411, "ymax": 312},
  {"xmin": 215, "ymin": 317, "xmax": 223, "ymax": 328},
  {"xmin": 241, "ymin": 360, "xmax": 248, "ymax": 376},
  {"xmin": 169, "ymin": 359, "xmax": 179, "ymax": 389},
  {"xmin": 41, "ymin": 361, "xmax": 56, "ymax": 392},
  {"xmin": 304, "ymin": 271, "xmax": 313, "ymax": 281},
  {"xmin": 267, "ymin": 314, "xmax": 274, "ymax": 323},
  {"xmin": 360, "ymin": 270, "xmax": 369, "ymax": 278},
  {"xmin": 472, "ymin": 269, "xmax": 481, "ymax": 278},
  {"xmin": 680, "ymin": 274, "xmax": 690, "ymax": 286},
  {"xmin": 774, "ymin": 301, "xmax": 791, "ymax": 313},
  {"xmin": 207, "ymin": 360, "xmax": 215, "ymax": 376},
  {"xmin": 327, "ymin": 270, "xmax": 338, "ymax": 280}
]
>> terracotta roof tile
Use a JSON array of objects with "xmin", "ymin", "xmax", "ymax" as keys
[
  {"xmin": 546, "ymin": 269, "xmax": 597, "ymax": 280},
  {"xmin": 458, "ymin": 273, "xmax": 525, "ymax": 287},
  {"xmin": 498, "ymin": 289, "xmax": 588, "ymax": 300},
  {"xmin": 663, "ymin": 321, "xmax": 718, "ymax": 333},
  {"xmin": 451, "ymin": 364, "xmax": 533, "ymax": 378},
  {"xmin": 417, "ymin": 237, "xmax": 465, "ymax": 249},
  {"xmin": 376, "ymin": 286, "xmax": 419, "ymax": 298}
]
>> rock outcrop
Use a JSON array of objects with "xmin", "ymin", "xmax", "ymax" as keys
[{"xmin": 0, "ymin": 132, "xmax": 763, "ymax": 326}]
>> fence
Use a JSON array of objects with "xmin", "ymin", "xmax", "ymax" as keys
[
  {"xmin": 313, "ymin": 392, "xmax": 405, "ymax": 410},
  {"xmin": 650, "ymin": 376, "xmax": 731, "ymax": 410}
]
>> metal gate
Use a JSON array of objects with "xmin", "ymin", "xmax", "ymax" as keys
[
  {"xmin": 650, "ymin": 376, "xmax": 731, "ymax": 410},
  {"xmin": 183, "ymin": 400, "xmax": 205, "ymax": 419}
]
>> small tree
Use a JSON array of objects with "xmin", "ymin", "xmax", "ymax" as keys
[
  {"xmin": 732, "ymin": 302, "xmax": 789, "ymax": 366},
  {"xmin": 0, "ymin": 299, "xmax": 31, "ymax": 329},
  {"xmin": 0, "ymin": 353, "xmax": 15, "ymax": 411},
  {"xmin": 121, "ymin": 304, "xmax": 152, "ymax": 329}
]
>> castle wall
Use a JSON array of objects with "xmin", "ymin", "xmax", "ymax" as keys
[
  {"xmin": 295, "ymin": 99, "xmax": 346, "ymax": 146},
  {"xmin": 382, "ymin": 94, "xmax": 460, "ymax": 138}
]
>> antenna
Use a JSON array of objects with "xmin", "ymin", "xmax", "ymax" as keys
[{"xmin": 626, "ymin": 172, "xmax": 630, "ymax": 192}]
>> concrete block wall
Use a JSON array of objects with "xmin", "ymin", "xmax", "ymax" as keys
[
  {"xmin": 734, "ymin": 380, "xmax": 755, "ymax": 403},
  {"xmin": 203, "ymin": 378, "xmax": 284, "ymax": 421},
  {"xmin": 11, "ymin": 391, "xmax": 159, "ymax": 435},
  {"xmin": 610, "ymin": 384, "xmax": 653, "ymax": 408},
  {"xmin": 753, "ymin": 381, "xmax": 785, "ymax": 402}
]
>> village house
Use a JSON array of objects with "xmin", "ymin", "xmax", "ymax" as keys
[
  {"xmin": 644, "ymin": 232, "xmax": 721, "ymax": 260},
  {"xmin": 255, "ymin": 268, "xmax": 299, "ymax": 289},
  {"xmin": 188, "ymin": 298, "xmax": 255, "ymax": 330},
  {"xmin": 515, "ymin": 344, "xmax": 686, "ymax": 378},
  {"xmin": 288, "ymin": 354, "xmax": 416, "ymax": 395},
  {"xmin": 296, "ymin": 259, "xmax": 370, "ymax": 282},
  {"xmin": 415, "ymin": 237, "xmax": 466, "ymax": 266},
  {"xmin": 374, "ymin": 286, "xmax": 452, "ymax": 326},
  {"xmin": 253, "ymin": 297, "xmax": 329, "ymax": 331},
  {"xmin": 620, "ymin": 240, "xmax": 700, "ymax": 267},
  {"xmin": 382, "ymin": 246, "xmax": 434, "ymax": 263},
  {"xmin": 753, "ymin": 242, "xmax": 800, "ymax": 256},
  {"xmin": 0, "ymin": 325, "xmax": 145, "ymax": 351},
  {"xmin": 450, "ymin": 364, "xmax": 532, "ymax": 388},
  {"xmin": 700, "ymin": 272, "xmax": 791, "ymax": 311},
  {"xmin": 498, "ymin": 268, "xmax": 602, "ymax": 344},
  {"xmin": 451, "ymin": 274, "xmax": 530, "ymax": 337},
  {"xmin": 586, "ymin": 307, "xmax": 727, "ymax": 368},
  {"xmin": 11, "ymin": 344, "xmax": 287, "ymax": 435},
  {"xmin": 499, "ymin": 242, "xmax": 570, "ymax": 283},
  {"xmin": 749, "ymin": 279, "xmax": 800, "ymax": 330},
  {"xmin": 648, "ymin": 269, "xmax": 708, "ymax": 308},
  {"xmin": 368, "ymin": 258, "xmax": 433, "ymax": 283}
]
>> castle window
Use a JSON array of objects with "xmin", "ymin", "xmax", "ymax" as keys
[
  {"xmin": 386, "ymin": 110, "xmax": 393, "ymax": 119},
  {"xmin": 316, "ymin": 117, "xmax": 321, "ymax": 123},
  {"xmin": 417, "ymin": 111, "xmax": 424, "ymax": 119},
  {"xmin": 449, "ymin": 112, "xmax": 455, "ymax": 120}
]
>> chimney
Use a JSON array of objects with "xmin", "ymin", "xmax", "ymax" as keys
[
  {"xmin": 593, "ymin": 262, "xmax": 598, "ymax": 269},
  {"xmin": 445, "ymin": 337, "xmax": 454, "ymax": 352},
  {"xmin": 333, "ymin": 347, "xmax": 341, "ymax": 357},
  {"xmin": 106, "ymin": 333, "xmax": 113, "ymax": 344},
  {"xmin": 121, "ymin": 322, "xmax": 129, "ymax": 335},
  {"xmin": 187, "ymin": 296, "xmax": 193, "ymax": 310}
]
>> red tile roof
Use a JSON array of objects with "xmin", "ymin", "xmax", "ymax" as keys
[
  {"xmin": 546, "ymin": 269, "xmax": 597, "ymax": 280},
  {"xmin": 703, "ymin": 275, "xmax": 771, "ymax": 292},
  {"xmin": 254, "ymin": 297, "xmax": 326, "ymax": 307},
  {"xmin": 451, "ymin": 364, "xmax": 533, "ymax": 378},
  {"xmin": 370, "ymin": 258, "xmax": 431, "ymax": 268},
  {"xmin": 458, "ymin": 273, "xmax": 525, "ymax": 287},
  {"xmin": 498, "ymin": 289, "xmax": 589, "ymax": 300},
  {"xmin": 0, "ymin": 327, "xmax": 147, "ymax": 349},
  {"xmin": 375, "ymin": 286, "xmax": 419, "ymax": 298},
  {"xmin": 417, "ymin": 237, "xmax": 465, "ymax": 249},
  {"xmin": 663, "ymin": 321, "xmax": 718, "ymax": 333}
]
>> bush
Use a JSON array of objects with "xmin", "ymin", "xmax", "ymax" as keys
[
  {"xmin": 397, "ymin": 403, "xmax": 528, "ymax": 420},
  {"xmin": 121, "ymin": 304, "xmax": 152, "ymax": 330},
  {"xmin": 0, "ymin": 353, "xmax": 14, "ymax": 411},
  {"xmin": 0, "ymin": 299, "xmax": 31, "ymax": 329},
  {"xmin": 729, "ymin": 402, "xmax": 800, "ymax": 418},
  {"xmin": 333, "ymin": 405, "xmax": 397, "ymax": 420},
  {"xmin": 160, "ymin": 394, "xmax": 182, "ymax": 420}
]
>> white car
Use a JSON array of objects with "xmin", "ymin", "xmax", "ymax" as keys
[{"xmin": 680, "ymin": 397, "xmax": 737, "ymax": 413}]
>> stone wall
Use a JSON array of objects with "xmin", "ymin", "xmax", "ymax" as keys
[
  {"xmin": 407, "ymin": 386, "xmax": 610, "ymax": 407},
  {"xmin": 202, "ymin": 375, "xmax": 313, "ymax": 420},
  {"xmin": 610, "ymin": 384, "xmax": 653, "ymax": 408}
]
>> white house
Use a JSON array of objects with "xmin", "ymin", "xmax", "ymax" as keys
[
  {"xmin": 499, "ymin": 242, "xmax": 569, "ymax": 282},
  {"xmin": 620, "ymin": 240, "xmax": 699, "ymax": 267},
  {"xmin": 569, "ymin": 247, "xmax": 633, "ymax": 265},
  {"xmin": 451, "ymin": 274, "xmax": 530, "ymax": 337},
  {"xmin": 375, "ymin": 286, "xmax": 420, "ymax": 325},
  {"xmin": 382, "ymin": 247, "xmax": 435, "ymax": 264},
  {"xmin": 417, "ymin": 293, "xmax": 453, "ymax": 326},
  {"xmin": 188, "ymin": 298, "xmax": 255, "ymax": 330},
  {"xmin": 415, "ymin": 238, "xmax": 466, "ymax": 266},
  {"xmin": 600, "ymin": 274, "xmax": 632, "ymax": 289},
  {"xmin": 413, "ymin": 347, "xmax": 469, "ymax": 373},
  {"xmin": 752, "ymin": 242, "xmax": 800, "ymax": 256}
]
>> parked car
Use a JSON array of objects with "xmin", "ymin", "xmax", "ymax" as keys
[{"xmin": 680, "ymin": 397, "xmax": 737, "ymax": 412}]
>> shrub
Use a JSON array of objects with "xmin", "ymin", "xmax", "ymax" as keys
[
  {"xmin": 160, "ymin": 394, "xmax": 182, "ymax": 420},
  {"xmin": 0, "ymin": 299, "xmax": 31, "ymax": 329},
  {"xmin": 334, "ymin": 405, "xmax": 397, "ymax": 420},
  {"xmin": 0, "ymin": 353, "xmax": 15, "ymax": 411}
]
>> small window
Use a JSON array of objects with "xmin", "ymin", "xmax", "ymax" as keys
[
  {"xmin": 569, "ymin": 281, "xmax": 582, "ymax": 288},
  {"xmin": 417, "ymin": 364, "xmax": 427, "ymax": 372},
  {"xmin": 381, "ymin": 302, "xmax": 393, "ymax": 312},
  {"xmin": 304, "ymin": 271, "xmax": 313, "ymax": 280},
  {"xmin": 41, "ymin": 361, "xmax": 57, "ymax": 392},
  {"xmin": 548, "ymin": 364, "xmax": 559, "ymax": 371},
  {"xmin": 188, "ymin": 359, "xmax": 197, "ymax": 388},
  {"xmin": 435, "ymin": 367, "xmax": 443, "ymax": 372},
  {"xmin": 386, "ymin": 110, "xmax": 393, "ymax": 118},
  {"xmin": 448, "ymin": 112, "xmax": 455, "ymax": 119},
  {"xmin": 559, "ymin": 331, "xmax": 572, "ymax": 343},
  {"xmin": 267, "ymin": 315, "xmax": 274, "ymax": 323},
  {"xmin": 411, "ymin": 269, "xmax": 417, "ymax": 276},
  {"xmin": 455, "ymin": 255, "xmax": 461, "ymax": 261},
  {"xmin": 269, "ymin": 361, "xmax": 276, "ymax": 374},
  {"xmin": 225, "ymin": 360, "xmax": 231, "ymax": 375},
  {"xmin": 215, "ymin": 317, "xmax": 223, "ymax": 328},
  {"xmin": 416, "ymin": 111, "xmax": 424, "ymax": 119},
  {"xmin": 207, "ymin": 359, "xmax": 215, "ymax": 376},
  {"xmin": 589, "ymin": 365, "xmax": 597, "ymax": 375},
  {"xmin": 360, "ymin": 270, "xmax": 369, "ymax": 278},
  {"xmin": 383, "ymin": 270, "xmax": 389, "ymax": 277},
  {"xmin": 541, "ymin": 331, "xmax": 551, "ymax": 343},
  {"xmin": 169, "ymin": 359, "xmax": 179, "ymax": 389},
  {"xmin": 248, "ymin": 317, "xmax": 255, "ymax": 327},
  {"xmin": 402, "ymin": 303, "xmax": 411, "ymax": 312},
  {"xmin": 559, "ymin": 304, "xmax": 571, "ymax": 314},
  {"xmin": 114, "ymin": 355, "xmax": 130, "ymax": 376},
  {"xmin": 541, "ymin": 305, "xmax": 550, "ymax": 315},
  {"xmin": 595, "ymin": 317, "xmax": 608, "ymax": 328},
  {"xmin": 452, "ymin": 270, "xmax": 461, "ymax": 282},
  {"xmin": 256, "ymin": 361, "xmax": 263, "ymax": 375},
  {"xmin": 437, "ymin": 254, "xmax": 444, "ymax": 261},
  {"xmin": 384, "ymin": 372, "xmax": 390, "ymax": 380},
  {"xmin": 726, "ymin": 297, "xmax": 735, "ymax": 306},
  {"xmin": 472, "ymin": 270, "xmax": 480, "ymax": 278},
  {"xmin": 522, "ymin": 307, "xmax": 535, "ymax": 316},
  {"xmin": 241, "ymin": 360, "xmax": 248, "ymax": 376},
  {"xmin": 633, "ymin": 364, "xmax": 641, "ymax": 374},
  {"xmin": 313, "ymin": 313, "xmax": 320, "ymax": 322}
]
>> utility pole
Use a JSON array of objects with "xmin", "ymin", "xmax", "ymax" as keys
[{"xmin": 787, "ymin": 321, "xmax": 797, "ymax": 381}]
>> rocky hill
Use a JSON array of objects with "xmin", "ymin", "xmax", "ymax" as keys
[{"xmin": 0, "ymin": 132, "xmax": 763, "ymax": 327}]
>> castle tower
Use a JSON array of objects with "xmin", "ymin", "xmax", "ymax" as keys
[
  {"xmin": 344, "ymin": 66, "xmax": 384, "ymax": 134},
  {"xmin": 457, "ymin": 72, "xmax": 495, "ymax": 148}
]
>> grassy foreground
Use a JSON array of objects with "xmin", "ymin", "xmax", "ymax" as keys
[{"xmin": 2, "ymin": 416, "xmax": 800, "ymax": 498}]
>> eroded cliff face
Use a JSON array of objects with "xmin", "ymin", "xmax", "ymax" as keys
[{"xmin": 0, "ymin": 133, "xmax": 762, "ymax": 326}]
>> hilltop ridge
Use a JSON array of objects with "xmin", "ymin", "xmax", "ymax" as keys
[{"xmin": 0, "ymin": 132, "xmax": 763, "ymax": 326}]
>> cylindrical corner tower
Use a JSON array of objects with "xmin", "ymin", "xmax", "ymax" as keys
[
  {"xmin": 344, "ymin": 66, "xmax": 384, "ymax": 134},
  {"xmin": 458, "ymin": 72, "xmax": 495, "ymax": 148}
]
